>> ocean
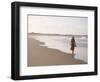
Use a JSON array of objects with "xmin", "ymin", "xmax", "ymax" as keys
[{"xmin": 32, "ymin": 35, "xmax": 88, "ymax": 63}]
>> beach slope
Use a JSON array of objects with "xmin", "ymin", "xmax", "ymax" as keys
[{"xmin": 28, "ymin": 35, "xmax": 85, "ymax": 66}]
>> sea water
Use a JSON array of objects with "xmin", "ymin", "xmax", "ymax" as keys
[{"xmin": 32, "ymin": 35, "xmax": 88, "ymax": 63}]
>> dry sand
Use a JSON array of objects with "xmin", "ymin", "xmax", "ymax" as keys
[{"xmin": 28, "ymin": 35, "xmax": 85, "ymax": 66}]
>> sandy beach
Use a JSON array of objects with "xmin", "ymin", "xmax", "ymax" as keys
[{"xmin": 28, "ymin": 35, "xmax": 86, "ymax": 66}]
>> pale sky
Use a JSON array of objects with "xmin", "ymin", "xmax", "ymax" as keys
[{"xmin": 28, "ymin": 15, "xmax": 88, "ymax": 35}]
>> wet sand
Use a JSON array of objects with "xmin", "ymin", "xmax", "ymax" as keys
[{"xmin": 28, "ymin": 35, "xmax": 85, "ymax": 66}]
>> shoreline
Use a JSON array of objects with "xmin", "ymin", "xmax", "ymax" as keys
[{"xmin": 28, "ymin": 35, "xmax": 86, "ymax": 66}]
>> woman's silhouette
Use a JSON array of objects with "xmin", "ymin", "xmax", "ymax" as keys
[{"xmin": 70, "ymin": 36, "xmax": 76, "ymax": 55}]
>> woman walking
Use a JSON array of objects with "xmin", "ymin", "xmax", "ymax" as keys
[{"xmin": 70, "ymin": 36, "xmax": 76, "ymax": 55}]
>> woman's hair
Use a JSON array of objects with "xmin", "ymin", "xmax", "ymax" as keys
[{"xmin": 72, "ymin": 36, "xmax": 75, "ymax": 40}]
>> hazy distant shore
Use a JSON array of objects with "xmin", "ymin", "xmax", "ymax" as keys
[
  {"xmin": 28, "ymin": 34, "xmax": 86, "ymax": 66},
  {"xmin": 28, "ymin": 32, "xmax": 88, "ymax": 37}
]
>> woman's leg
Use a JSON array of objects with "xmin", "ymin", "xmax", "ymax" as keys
[{"xmin": 72, "ymin": 50, "xmax": 74, "ymax": 55}]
